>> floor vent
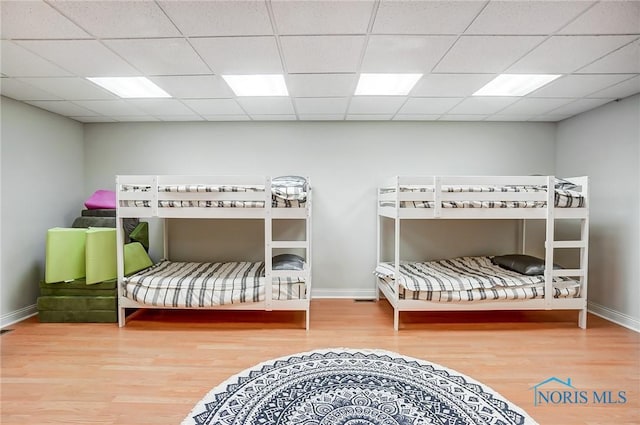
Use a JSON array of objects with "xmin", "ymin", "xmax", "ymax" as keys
[
  {"xmin": 1, "ymin": 329, "xmax": 13, "ymax": 335},
  {"xmin": 354, "ymin": 299, "xmax": 376, "ymax": 302}
]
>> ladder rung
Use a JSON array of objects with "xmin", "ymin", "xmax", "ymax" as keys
[
  {"xmin": 553, "ymin": 240, "xmax": 587, "ymax": 248},
  {"xmin": 271, "ymin": 241, "xmax": 308, "ymax": 249},
  {"xmin": 553, "ymin": 269, "xmax": 584, "ymax": 277}
]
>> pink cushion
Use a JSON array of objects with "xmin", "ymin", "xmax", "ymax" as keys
[{"xmin": 84, "ymin": 190, "xmax": 116, "ymax": 209}]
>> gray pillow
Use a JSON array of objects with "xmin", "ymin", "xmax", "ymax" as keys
[
  {"xmin": 272, "ymin": 254, "xmax": 305, "ymax": 271},
  {"xmin": 492, "ymin": 254, "xmax": 561, "ymax": 276}
]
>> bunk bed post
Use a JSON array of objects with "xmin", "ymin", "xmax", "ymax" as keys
[
  {"xmin": 578, "ymin": 177, "xmax": 590, "ymax": 329},
  {"xmin": 393, "ymin": 176, "xmax": 401, "ymax": 331},
  {"xmin": 264, "ymin": 176, "xmax": 273, "ymax": 313},
  {"xmin": 519, "ymin": 219, "xmax": 527, "ymax": 254},
  {"xmin": 115, "ymin": 176, "xmax": 126, "ymax": 327},
  {"xmin": 375, "ymin": 185, "xmax": 381, "ymax": 302},
  {"xmin": 544, "ymin": 176, "xmax": 555, "ymax": 309},
  {"xmin": 305, "ymin": 177, "xmax": 312, "ymax": 331}
]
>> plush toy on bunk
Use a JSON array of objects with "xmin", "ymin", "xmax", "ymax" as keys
[{"xmin": 38, "ymin": 190, "xmax": 153, "ymax": 323}]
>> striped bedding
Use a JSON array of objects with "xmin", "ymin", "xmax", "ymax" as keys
[
  {"xmin": 378, "ymin": 276, "xmax": 580, "ymax": 302},
  {"xmin": 375, "ymin": 257, "xmax": 580, "ymax": 302},
  {"xmin": 379, "ymin": 185, "xmax": 584, "ymax": 208},
  {"xmin": 120, "ymin": 178, "xmax": 308, "ymax": 209},
  {"xmin": 123, "ymin": 260, "xmax": 306, "ymax": 307}
]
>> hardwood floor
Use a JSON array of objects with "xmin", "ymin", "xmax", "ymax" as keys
[{"xmin": 2, "ymin": 299, "xmax": 639, "ymax": 424}]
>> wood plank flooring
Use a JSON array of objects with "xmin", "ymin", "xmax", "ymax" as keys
[{"xmin": 1, "ymin": 299, "xmax": 639, "ymax": 424}]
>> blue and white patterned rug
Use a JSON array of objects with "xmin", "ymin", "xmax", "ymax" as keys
[{"xmin": 182, "ymin": 348, "xmax": 537, "ymax": 425}]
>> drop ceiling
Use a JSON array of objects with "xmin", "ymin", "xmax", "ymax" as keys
[{"xmin": 1, "ymin": 0, "xmax": 638, "ymax": 123}]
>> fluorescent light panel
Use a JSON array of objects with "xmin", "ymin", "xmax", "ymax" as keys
[
  {"xmin": 355, "ymin": 73, "xmax": 422, "ymax": 96},
  {"xmin": 473, "ymin": 74, "xmax": 561, "ymax": 96},
  {"xmin": 222, "ymin": 74, "xmax": 288, "ymax": 96},
  {"xmin": 87, "ymin": 77, "xmax": 170, "ymax": 98}
]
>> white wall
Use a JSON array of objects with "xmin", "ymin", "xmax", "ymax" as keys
[
  {"xmin": 0, "ymin": 97, "xmax": 84, "ymax": 326},
  {"xmin": 556, "ymin": 95, "xmax": 640, "ymax": 330},
  {"xmin": 84, "ymin": 121, "xmax": 556, "ymax": 297}
]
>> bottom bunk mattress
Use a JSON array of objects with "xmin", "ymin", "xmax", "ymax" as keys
[
  {"xmin": 375, "ymin": 256, "xmax": 581, "ymax": 302},
  {"xmin": 123, "ymin": 260, "xmax": 306, "ymax": 307}
]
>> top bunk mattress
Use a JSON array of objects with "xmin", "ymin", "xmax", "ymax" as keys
[
  {"xmin": 118, "ymin": 175, "xmax": 309, "ymax": 209},
  {"xmin": 379, "ymin": 176, "xmax": 587, "ymax": 210}
]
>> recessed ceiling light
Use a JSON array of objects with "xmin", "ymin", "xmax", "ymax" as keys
[
  {"xmin": 473, "ymin": 74, "xmax": 561, "ymax": 96},
  {"xmin": 222, "ymin": 74, "xmax": 288, "ymax": 96},
  {"xmin": 354, "ymin": 73, "xmax": 422, "ymax": 96},
  {"xmin": 86, "ymin": 77, "xmax": 171, "ymax": 98}
]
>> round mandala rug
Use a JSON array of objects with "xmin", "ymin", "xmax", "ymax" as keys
[{"xmin": 181, "ymin": 348, "xmax": 537, "ymax": 425}]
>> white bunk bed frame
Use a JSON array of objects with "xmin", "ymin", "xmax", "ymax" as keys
[
  {"xmin": 115, "ymin": 175, "xmax": 312, "ymax": 329},
  {"xmin": 376, "ymin": 175, "xmax": 589, "ymax": 331}
]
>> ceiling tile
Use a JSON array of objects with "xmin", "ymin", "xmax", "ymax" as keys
[
  {"xmin": 150, "ymin": 76, "xmax": 234, "ymax": 98},
  {"xmin": 182, "ymin": 99, "xmax": 245, "ymax": 115},
  {"xmin": 250, "ymin": 114, "xmax": 297, "ymax": 121},
  {"xmin": 439, "ymin": 115, "xmax": 487, "ymax": 121},
  {"xmin": 507, "ymin": 36, "xmax": 638, "ymax": 73},
  {"xmin": 346, "ymin": 114, "xmax": 394, "ymax": 120},
  {"xmin": 579, "ymin": 40, "xmax": 640, "ymax": 73},
  {"xmin": 465, "ymin": 1, "xmax": 593, "ymax": 35},
  {"xmin": 348, "ymin": 96, "xmax": 406, "ymax": 114},
  {"xmin": 530, "ymin": 74, "xmax": 634, "ymax": 98},
  {"xmin": 587, "ymin": 76, "xmax": 640, "ymax": 99},
  {"xmin": 558, "ymin": 1, "xmax": 640, "ymax": 34},
  {"xmin": 126, "ymin": 99, "xmax": 196, "ymax": 116},
  {"xmin": 433, "ymin": 36, "xmax": 545, "ymax": 73},
  {"xmin": 104, "ymin": 38, "xmax": 210, "ymax": 76},
  {"xmin": 271, "ymin": 0, "xmax": 374, "ymax": 35},
  {"xmin": 49, "ymin": 0, "xmax": 181, "ymax": 38},
  {"xmin": 287, "ymin": 74, "xmax": 356, "ymax": 97},
  {"xmin": 18, "ymin": 77, "xmax": 117, "ymax": 100},
  {"xmin": 373, "ymin": 1, "xmax": 485, "ymax": 34},
  {"xmin": 237, "ymin": 97, "xmax": 295, "ymax": 115},
  {"xmin": 157, "ymin": 0, "xmax": 272, "ymax": 36},
  {"xmin": 496, "ymin": 98, "xmax": 573, "ymax": 115},
  {"xmin": 0, "ymin": 78, "xmax": 61, "ymax": 100},
  {"xmin": 294, "ymin": 97, "xmax": 349, "ymax": 114},
  {"xmin": 447, "ymin": 97, "xmax": 519, "ymax": 114},
  {"xmin": 411, "ymin": 74, "xmax": 495, "ymax": 97},
  {"xmin": 361, "ymin": 35, "xmax": 456, "ymax": 72},
  {"xmin": 398, "ymin": 97, "xmax": 462, "ymax": 114},
  {"xmin": 16, "ymin": 40, "xmax": 141, "ymax": 77},
  {"xmin": 190, "ymin": 37, "xmax": 283, "ymax": 74},
  {"xmin": 26, "ymin": 100, "xmax": 100, "ymax": 116},
  {"xmin": 204, "ymin": 115, "xmax": 251, "ymax": 121},
  {"xmin": 281, "ymin": 36, "xmax": 366, "ymax": 73},
  {"xmin": 546, "ymin": 98, "xmax": 613, "ymax": 116},
  {"xmin": 0, "ymin": 41, "xmax": 72, "ymax": 77},
  {"xmin": 0, "ymin": 0, "xmax": 90, "ymax": 39},
  {"xmin": 73, "ymin": 100, "xmax": 147, "ymax": 116},
  {"xmin": 393, "ymin": 114, "xmax": 441, "ymax": 121},
  {"xmin": 297, "ymin": 114, "xmax": 345, "ymax": 120}
]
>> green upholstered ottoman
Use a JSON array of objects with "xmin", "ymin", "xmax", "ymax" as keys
[
  {"xmin": 45, "ymin": 228, "xmax": 87, "ymax": 283},
  {"xmin": 37, "ymin": 278, "xmax": 118, "ymax": 323}
]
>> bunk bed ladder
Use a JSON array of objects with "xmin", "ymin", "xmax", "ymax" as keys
[{"xmin": 546, "ymin": 176, "xmax": 590, "ymax": 329}]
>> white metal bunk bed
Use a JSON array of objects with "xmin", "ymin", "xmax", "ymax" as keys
[
  {"xmin": 376, "ymin": 175, "xmax": 589, "ymax": 330},
  {"xmin": 115, "ymin": 175, "xmax": 312, "ymax": 329}
]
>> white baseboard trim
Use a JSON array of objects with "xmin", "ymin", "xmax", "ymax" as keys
[
  {"xmin": 1, "ymin": 304, "xmax": 37, "ymax": 328},
  {"xmin": 588, "ymin": 301, "xmax": 640, "ymax": 333},
  {"xmin": 311, "ymin": 288, "xmax": 377, "ymax": 299}
]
